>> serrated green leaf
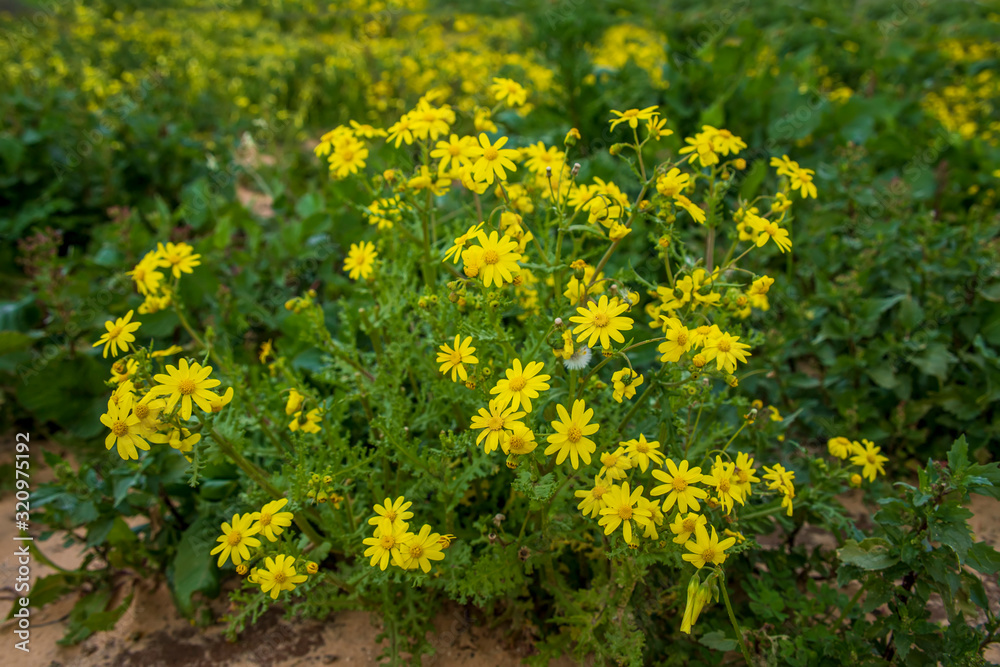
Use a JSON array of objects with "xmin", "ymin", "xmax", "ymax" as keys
[{"xmin": 837, "ymin": 538, "xmax": 898, "ymax": 570}]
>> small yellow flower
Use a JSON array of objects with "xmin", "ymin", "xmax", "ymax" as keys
[
  {"xmin": 253, "ymin": 498, "xmax": 294, "ymax": 542},
  {"xmin": 257, "ymin": 554, "xmax": 308, "ymax": 599},
  {"xmin": 608, "ymin": 106, "xmax": 659, "ymax": 131},
  {"xmin": 570, "ymin": 295, "xmax": 634, "ymax": 350},
  {"xmin": 437, "ymin": 335, "xmax": 478, "ymax": 382},
  {"xmin": 682, "ymin": 524, "xmax": 737, "ymax": 569},
  {"xmin": 210, "ymin": 513, "xmax": 261, "ymax": 567},
  {"xmin": 92, "ymin": 310, "xmax": 142, "ymax": 358},
  {"xmin": 611, "ymin": 368, "xmax": 643, "ymax": 402},
  {"xmin": 344, "ymin": 242, "xmax": 378, "ymax": 280}
]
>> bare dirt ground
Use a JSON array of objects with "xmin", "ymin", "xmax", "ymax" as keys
[{"xmin": 0, "ymin": 440, "xmax": 997, "ymax": 666}]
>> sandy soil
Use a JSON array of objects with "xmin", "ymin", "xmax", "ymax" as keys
[{"xmin": 0, "ymin": 440, "xmax": 997, "ymax": 666}]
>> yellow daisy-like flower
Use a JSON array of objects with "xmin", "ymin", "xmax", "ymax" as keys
[
  {"xmin": 732, "ymin": 452, "xmax": 760, "ymax": 498},
  {"xmin": 670, "ymin": 512, "xmax": 707, "ymax": 545},
  {"xmin": 703, "ymin": 457, "xmax": 746, "ymax": 515},
  {"xmin": 638, "ymin": 497, "xmax": 665, "ymax": 540},
  {"xmin": 128, "ymin": 251, "xmax": 164, "ymax": 296},
  {"xmin": 92, "ymin": 310, "xmax": 142, "ymax": 359},
  {"xmin": 570, "ymin": 295, "xmax": 634, "ymax": 350},
  {"xmin": 598, "ymin": 482, "xmax": 652, "ymax": 544},
  {"xmin": 369, "ymin": 496, "xmax": 414, "ymax": 534},
  {"xmin": 490, "ymin": 358, "xmax": 550, "ymax": 412},
  {"xmin": 149, "ymin": 358, "xmax": 221, "ymax": 420},
  {"xmin": 209, "ymin": 386, "xmax": 234, "ymax": 413},
  {"xmin": 344, "ymin": 241, "xmax": 378, "ymax": 280},
  {"xmin": 674, "ymin": 195, "xmax": 706, "ymax": 224},
  {"xmin": 655, "ymin": 168, "xmax": 689, "ymax": 197},
  {"xmin": 651, "ymin": 459, "xmax": 709, "ymax": 513},
  {"xmin": 394, "ymin": 524, "xmax": 446, "ymax": 573},
  {"xmin": 257, "ymin": 554, "xmax": 308, "ymax": 599},
  {"xmin": 443, "ymin": 222, "xmax": 484, "ymax": 264},
  {"xmin": 598, "ymin": 446, "xmax": 633, "ymax": 481},
  {"xmin": 489, "ymin": 77, "xmax": 528, "ymax": 108},
  {"xmin": 289, "ymin": 408, "xmax": 322, "ymax": 434},
  {"xmin": 468, "ymin": 133, "xmax": 518, "ymax": 184},
  {"xmin": 502, "ymin": 422, "xmax": 538, "ymax": 456},
  {"xmin": 788, "ymin": 164, "xmax": 818, "ymax": 199},
  {"xmin": 470, "ymin": 399, "xmax": 527, "ymax": 454},
  {"xmin": 657, "ymin": 317, "xmax": 692, "ymax": 362},
  {"xmin": 253, "ymin": 498, "xmax": 294, "ymax": 542},
  {"xmin": 437, "ymin": 335, "xmax": 478, "ymax": 382},
  {"xmin": 363, "ymin": 522, "xmax": 409, "ymax": 571},
  {"xmin": 750, "ymin": 215, "xmax": 793, "ymax": 253},
  {"xmin": 544, "ymin": 399, "xmax": 599, "ymax": 470},
  {"xmin": 608, "ymin": 106, "xmax": 659, "ymax": 131},
  {"xmin": 131, "ymin": 392, "xmax": 165, "ymax": 437},
  {"xmin": 850, "ymin": 439, "xmax": 888, "ymax": 482},
  {"xmin": 431, "ymin": 134, "xmax": 475, "ymax": 172},
  {"xmin": 611, "ymin": 368, "xmax": 643, "ymax": 402},
  {"xmin": 100, "ymin": 398, "xmax": 150, "ymax": 461},
  {"xmin": 827, "ymin": 436, "xmax": 853, "ymax": 459},
  {"xmin": 622, "ymin": 434, "xmax": 664, "ymax": 473},
  {"xmin": 475, "ymin": 230, "xmax": 521, "ymax": 288},
  {"xmin": 210, "ymin": 513, "xmax": 262, "ymax": 567},
  {"xmin": 575, "ymin": 476, "xmax": 612, "ymax": 519},
  {"xmin": 328, "ymin": 136, "xmax": 368, "ymax": 178},
  {"xmin": 156, "ymin": 242, "xmax": 201, "ymax": 279},
  {"xmin": 702, "ymin": 330, "xmax": 752, "ymax": 374},
  {"xmin": 682, "ymin": 524, "xmax": 737, "ymax": 569},
  {"xmin": 149, "ymin": 425, "xmax": 200, "ymax": 455}
]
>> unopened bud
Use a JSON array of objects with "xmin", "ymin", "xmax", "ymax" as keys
[{"xmin": 571, "ymin": 163, "xmax": 581, "ymax": 177}]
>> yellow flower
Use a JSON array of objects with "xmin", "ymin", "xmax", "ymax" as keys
[
  {"xmin": 702, "ymin": 330, "xmax": 752, "ymax": 374},
  {"xmin": 611, "ymin": 368, "xmax": 643, "ymax": 402},
  {"xmin": 259, "ymin": 339, "xmax": 273, "ymax": 364},
  {"xmin": 443, "ymin": 222, "xmax": 484, "ymax": 264},
  {"xmin": 209, "ymin": 387, "xmax": 234, "ymax": 413},
  {"xmin": 327, "ymin": 136, "xmax": 368, "ymax": 178},
  {"xmin": 748, "ymin": 275, "xmax": 775, "ymax": 296},
  {"xmin": 502, "ymin": 422, "xmax": 538, "ymax": 456},
  {"xmin": 682, "ymin": 524, "xmax": 737, "ymax": 569},
  {"xmin": 490, "ymin": 358, "xmax": 551, "ymax": 412},
  {"xmin": 210, "ymin": 513, "xmax": 261, "ymax": 567},
  {"xmin": 151, "ymin": 345, "xmax": 183, "ymax": 358},
  {"xmin": 570, "ymin": 295, "xmax": 634, "ymax": 350},
  {"xmin": 369, "ymin": 496, "xmax": 414, "ymax": 534},
  {"xmin": 598, "ymin": 446, "xmax": 634, "ymax": 481},
  {"xmin": 850, "ymin": 439, "xmax": 888, "ymax": 481},
  {"xmin": 750, "ymin": 215, "xmax": 793, "ymax": 253},
  {"xmin": 128, "ymin": 251, "xmax": 164, "ymax": 296},
  {"xmin": 257, "ymin": 554, "xmax": 308, "ymax": 599},
  {"xmin": 363, "ymin": 522, "xmax": 409, "ymax": 571},
  {"xmin": 385, "ymin": 113, "xmax": 415, "ymax": 148},
  {"xmin": 608, "ymin": 105, "xmax": 659, "ymax": 131},
  {"xmin": 394, "ymin": 524, "xmax": 446, "ymax": 573},
  {"xmin": 149, "ymin": 425, "xmax": 200, "ymax": 455},
  {"xmin": 655, "ymin": 168, "xmax": 689, "ymax": 197},
  {"xmin": 431, "ymin": 134, "xmax": 475, "ymax": 171},
  {"xmin": 253, "ymin": 498, "xmax": 294, "ymax": 542},
  {"xmin": 657, "ymin": 317, "xmax": 692, "ymax": 362},
  {"xmin": 679, "ymin": 131, "xmax": 719, "ymax": 167},
  {"xmin": 702, "ymin": 456, "xmax": 746, "ymax": 515},
  {"xmin": 437, "ymin": 335, "xmax": 478, "ymax": 382},
  {"xmin": 100, "ymin": 398, "xmax": 149, "ymax": 461},
  {"xmin": 289, "ymin": 408, "xmax": 322, "ymax": 434},
  {"xmin": 544, "ymin": 399, "xmax": 599, "ymax": 469},
  {"xmin": 652, "ymin": 459, "xmax": 710, "ymax": 513},
  {"xmin": 470, "ymin": 399, "xmax": 527, "ymax": 454},
  {"xmin": 285, "ymin": 389, "xmax": 304, "ymax": 415},
  {"xmin": 489, "ymin": 77, "xmax": 528, "ymax": 107},
  {"xmin": 156, "ymin": 242, "xmax": 201, "ymax": 279},
  {"xmin": 149, "ymin": 358, "xmax": 222, "ymax": 420},
  {"xmin": 92, "ymin": 310, "xmax": 142, "ymax": 358},
  {"xmin": 468, "ymin": 133, "xmax": 518, "ymax": 184},
  {"xmin": 598, "ymin": 482, "xmax": 652, "ymax": 543},
  {"xmin": 475, "ymin": 230, "xmax": 521, "ymax": 288},
  {"xmin": 733, "ymin": 452, "xmax": 760, "ymax": 498},
  {"xmin": 670, "ymin": 512, "xmax": 707, "ymax": 545},
  {"xmin": 622, "ymin": 434, "xmax": 663, "ymax": 472},
  {"xmin": 674, "ymin": 195, "xmax": 706, "ymax": 224},
  {"xmin": 575, "ymin": 476, "xmax": 612, "ymax": 518},
  {"xmin": 828, "ymin": 436, "xmax": 853, "ymax": 459},
  {"xmin": 344, "ymin": 241, "xmax": 378, "ymax": 280}
]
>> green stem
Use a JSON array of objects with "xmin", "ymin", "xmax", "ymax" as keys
[{"xmin": 718, "ymin": 568, "xmax": 753, "ymax": 665}]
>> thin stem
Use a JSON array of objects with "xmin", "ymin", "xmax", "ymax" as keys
[{"xmin": 718, "ymin": 568, "xmax": 753, "ymax": 665}]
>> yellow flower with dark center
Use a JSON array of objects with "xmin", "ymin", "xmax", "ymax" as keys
[
  {"xmin": 210, "ymin": 513, "xmax": 261, "ymax": 567},
  {"xmin": 545, "ymin": 399, "xmax": 599, "ymax": 469},
  {"xmin": 468, "ymin": 133, "xmax": 518, "ymax": 184},
  {"xmin": 437, "ymin": 335, "xmax": 478, "ymax": 382},
  {"xmin": 344, "ymin": 241, "xmax": 378, "ymax": 280},
  {"xmin": 490, "ymin": 358, "xmax": 550, "ymax": 412},
  {"xmin": 474, "ymin": 230, "xmax": 521, "ymax": 288},
  {"xmin": 257, "ymin": 554, "xmax": 308, "ymax": 599},
  {"xmin": 150, "ymin": 358, "xmax": 222, "ymax": 420},
  {"xmin": 570, "ymin": 295, "xmax": 634, "ymax": 350},
  {"xmin": 470, "ymin": 399, "xmax": 526, "ymax": 454},
  {"xmin": 682, "ymin": 524, "xmax": 737, "ymax": 569},
  {"xmin": 92, "ymin": 309, "xmax": 142, "ymax": 358},
  {"xmin": 598, "ymin": 482, "xmax": 652, "ymax": 543},
  {"xmin": 253, "ymin": 498, "xmax": 294, "ymax": 542}
]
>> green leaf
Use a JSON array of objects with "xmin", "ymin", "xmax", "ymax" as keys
[
  {"xmin": 0, "ymin": 330, "xmax": 33, "ymax": 355},
  {"xmin": 911, "ymin": 342, "xmax": 957, "ymax": 380},
  {"xmin": 699, "ymin": 630, "xmax": 737, "ymax": 652},
  {"xmin": 738, "ymin": 160, "xmax": 767, "ymax": 201},
  {"xmin": 83, "ymin": 592, "xmax": 134, "ymax": 633},
  {"xmin": 947, "ymin": 435, "xmax": 969, "ymax": 474},
  {"xmin": 929, "ymin": 503, "xmax": 974, "ymax": 563},
  {"xmin": 59, "ymin": 589, "xmax": 112, "ymax": 645},
  {"xmin": 169, "ymin": 520, "xmax": 221, "ymax": 617},
  {"xmin": 837, "ymin": 538, "xmax": 898, "ymax": 570},
  {"xmin": 967, "ymin": 542, "xmax": 1000, "ymax": 575}
]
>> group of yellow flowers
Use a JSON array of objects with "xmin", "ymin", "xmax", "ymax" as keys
[
  {"xmin": 828, "ymin": 437, "xmax": 889, "ymax": 483},
  {"xmin": 211, "ymin": 498, "xmax": 318, "ymax": 599},
  {"xmin": 362, "ymin": 497, "xmax": 451, "ymax": 573}
]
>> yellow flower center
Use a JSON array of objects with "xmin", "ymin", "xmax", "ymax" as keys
[
  {"xmin": 112, "ymin": 420, "xmax": 129, "ymax": 437},
  {"xmin": 718, "ymin": 478, "xmax": 731, "ymax": 493},
  {"xmin": 618, "ymin": 505, "xmax": 633, "ymax": 520},
  {"xmin": 676, "ymin": 332, "xmax": 688, "ymax": 345},
  {"xmin": 341, "ymin": 148, "xmax": 355, "ymax": 161},
  {"xmin": 483, "ymin": 249, "xmax": 500, "ymax": 265},
  {"xmin": 488, "ymin": 416, "xmax": 505, "ymax": 431},
  {"xmin": 227, "ymin": 531, "xmax": 242, "ymax": 546},
  {"xmin": 603, "ymin": 454, "xmax": 619, "ymax": 467},
  {"xmin": 178, "ymin": 378, "xmax": 197, "ymax": 395},
  {"xmin": 672, "ymin": 477, "xmax": 687, "ymax": 492},
  {"xmin": 385, "ymin": 509, "xmax": 397, "ymax": 523},
  {"xmin": 592, "ymin": 485, "xmax": 607, "ymax": 498},
  {"xmin": 717, "ymin": 339, "xmax": 732, "ymax": 353},
  {"xmin": 566, "ymin": 425, "xmax": 582, "ymax": 443},
  {"xmin": 765, "ymin": 222, "xmax": 779, "ymax": 236},
  {"xmin": 701, "ymin": 548, "xmax": 716, "ymax": 564},
  {"xmin": 508, "ymin": 376, "xmax": 526, "ymax": 392},
  {"xmin": 483, "ymin": 147, "xmax": 499, "ymax": 161},
  {"xmin": 409, "ymin": 544, "xmax": 424, "ymax": 559},
  {"xmin": 109, "ymin": 325, "xmax": 124, "ymax": 339},
  {"xmin": 682, "ymin": 519, "xmax": 696, "ymax": 532},
  {"xmin": 450, "ymin": 350, "xmax": 463, "ymax": 365},
  {"xmin": 448, "ymin": 144, "xmax": 463, "ymax": 156},
  {"xmin": 273, "ymin": 571, "xmax": 287, "ymax": 584},
  {"xmin": 379, "ymin": 534, "xmax": 396, "ymax": 549},
  {"xmin": 259, "ymin": 513, "xmax": 272, "ymax": 527},
  {"xmin": 593, "ymin": 313, "xmax": 610, "ymax": 327},
  {"xmin": 508, "ymin": 435, "xmax": 524, "ymax": 451},
  {"xmin": 635, "ymin": 442, "xmax": 649, "ymax": 453},
  {"xmin": 866, "ymin": 453, "xmax": 876, "ymax": 464},
  {"xmin": 736, "ymin": 468, "xmax": 750, "ymax": 483}
]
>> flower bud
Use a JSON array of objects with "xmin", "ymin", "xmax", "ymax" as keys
[
  {"xmin": 554, "ymin": 317, "xmax": 563, "ymax": 327},
  {"xmin": 237, "ymin": 564, "xmax": 248, "ymax": 575},
  {"xmin": 306, "ymin": 561, "xmax": 319, "ymax": 574}
]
